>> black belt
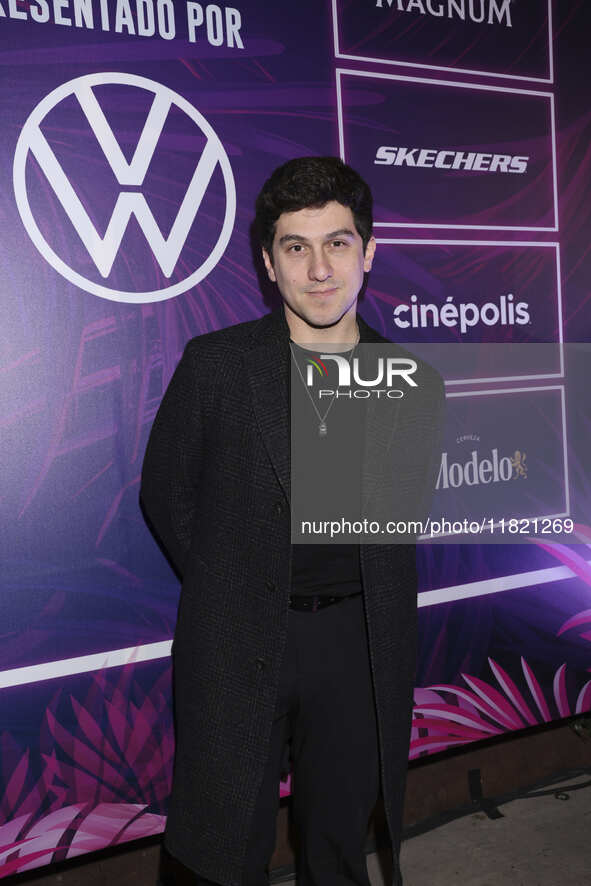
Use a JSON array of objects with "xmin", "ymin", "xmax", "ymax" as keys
[{"xmin": 288, "ymin": 590, "xmax": 362, "ymax": 612}]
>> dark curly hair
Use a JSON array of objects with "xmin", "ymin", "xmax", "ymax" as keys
[{"xmin": 255, "ymin": 156, "xmax": 373, "ymax": 258}]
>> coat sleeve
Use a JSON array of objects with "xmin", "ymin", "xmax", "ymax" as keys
[{"xmin": 140, "ymin": 340, "xmax": 202, "ymax": 578}]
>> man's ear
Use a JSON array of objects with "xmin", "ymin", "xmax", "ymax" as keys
[
  {"xmin": 262, "ymin": 248, "xmax": 276, "ymax": 282},
  {"xmin": 363, "ymin": 236, "xmax": 376, "ymax": 273}
]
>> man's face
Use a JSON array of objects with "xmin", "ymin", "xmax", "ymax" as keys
[{"xmin": 262, "ymin": 201, "xmax": 376, "ymax": 330}]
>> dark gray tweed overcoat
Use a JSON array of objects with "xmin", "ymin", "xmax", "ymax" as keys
[{"xmin": 140, "ymin": 308, "xmax": 445, "ymax": 886}]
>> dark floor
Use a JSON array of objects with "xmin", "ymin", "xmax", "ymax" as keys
[{"xmin": 393, "ymin": 771, "xmax": 591, "ymax": 886}]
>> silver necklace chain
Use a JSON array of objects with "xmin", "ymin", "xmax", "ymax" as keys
[{"xmin": 289, "ymin": 326, "xmax": 360, "ymax": 437}]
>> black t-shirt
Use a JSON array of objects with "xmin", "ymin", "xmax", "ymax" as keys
[{"xmin": 289, "ymin": 340, "xmax": 366, "ymax": 596}]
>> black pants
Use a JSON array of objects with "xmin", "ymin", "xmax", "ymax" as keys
[{"xmin": 195, "ymin": 591, "xmax": 381, "ymax": 886}]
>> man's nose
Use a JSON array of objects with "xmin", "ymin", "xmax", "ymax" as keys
[{"xmin": 308, "ymin": 248, "xmax": 332, "ymax": 282}]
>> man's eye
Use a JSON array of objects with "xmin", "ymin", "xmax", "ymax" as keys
[
  {"xmin": 331, "ymin": 240, "xmax": 347, "ymax": 248},
  {"xmin": 289, "ymin": 244, "xmax": 304, "ymax": 253}
]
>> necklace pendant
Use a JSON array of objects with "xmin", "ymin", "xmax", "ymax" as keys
[{"xmin": 319, "ymin": 421, "xmax": 327, "ymax": 437}]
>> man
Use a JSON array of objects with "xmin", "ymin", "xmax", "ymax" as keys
[{"xmin": 141, "ymin": 157, "xmax": 445, "ymax": 886}]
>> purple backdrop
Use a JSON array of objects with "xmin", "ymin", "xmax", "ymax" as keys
[{"xmin": 1, "ymin": 0, "xmax": 590, "ymax": 875}]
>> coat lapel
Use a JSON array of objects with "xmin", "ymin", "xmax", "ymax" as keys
[{"xmin": 245, "ymin": 310, "xmax": 291, "ymax": 503}]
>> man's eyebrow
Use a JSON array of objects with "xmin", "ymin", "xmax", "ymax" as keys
[
  {"xmin": 278, "ymin": 228, "xmax": 356, "ymax": 246},
  {"xmin": 325, "ymin": 228, "xmax": 356, "ymax": 240}
]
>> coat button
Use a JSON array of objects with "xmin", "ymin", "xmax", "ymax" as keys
[
  {"xmin": 274, "ymin": 501, "xmax": 283, "ymax": 516},
  {"xmin": 265, "ymin": 580, "xmax": 276, "ymax": 593},
  {"xmin": 255, "ymin": 657, "xmax": 266, "ymax": 671}
]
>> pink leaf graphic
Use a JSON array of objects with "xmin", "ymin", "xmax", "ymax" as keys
[
  {"xmin": 0, "ymin": 664, "xmax": 175, "ymax": 871},
  {"xmin": 0, "ymin": 837, "xmax": 38, "ymax": 866},
  {"xmin": 41, "ymin": 749, "xmax": 63, "ymax": 782},
  {"xmin": 118, "ymin": 812, "xmax": 166, "ymax": 842},
  {"xmin": 137, "ymin": 692, "xmax": 159, "ymax": 723},
  {"xmin": 124, "ymin": 702, "xmax": 154, "ymax": 768},
  {"xmin": 2, "ymin": 751, "xmax": 29, "ymax": 820},
  {"xmin": 13, "ymin": 773, "xmax": 54, "ymax": 823},
  {"xmin": 532, "ymin": 541, "xmax": 591, "ymax": 587},
  {"xmin": 412, "ymin": 704, "xmax": 503, "ymax": 735},
  {"xmin": 413, "ymin": 659, "xmax": 591, "ymax": 759},
  {"xmin": 0, "ymin": 847, "xmax": 69, "ymax": 878},
  {"xmin": 557, "ymin": 608, "xmax": 591, "ymax": 637},
  {"xmin": 411, "ymin": 717, "xmax": 490, "ymax": 740},
  {"xmin": 425, "ymin": 684, "xmax": 513, "ymax": 729},
  {"xmin": 576, "ymin": 681, "xmax": 591, "ymax": 714},
  {"xmin": 553, "ymin": 663, "xmax": 571, "ymax": 718},
  {"xmin": 45, "ymin": 710, "xmax": 128, "ymax": 797},
  {"xmin": 43, "ymin": 757, "xmax": 120, "ymax": 804},
  {"xmin": 0, "ymin": 815, "xmax": 32, "ymax": 859},
  {"xmin": 67, "ymin": 803, "xmax": 146, "ymax": 859},
  {"xmin": 13, "ymin": 804, "xmax": 85, "ymax": 873},
  {"xmin": 70, "ymin": 697, "xmax": 120, "ymax": 765},
  {"xmin": 460, "ymin": 672, "xmax": 525, "ymax": 730},
  {"xmin": 521, "ymin": 658, "xmax": 551, "ymax": 722},
  {"xmin": 487, "ymin": 658, "xmax": 538, "ymax": 726},
  {"xmin": 105, "ymin": 699, "xmax": 130, "ymax": 752},
  {"xmin": 413, "ymin": 688, "xmax": 445, "ymax": 705}
]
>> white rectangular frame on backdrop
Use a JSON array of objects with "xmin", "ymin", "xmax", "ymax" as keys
[
  {"xmin": 374, "ymin": 239, "xmax": 564, "ymax": 383},
  {"xmin": 332, "ymin": 0, "xmax": 554, "ymax": 84},
  {"xmin": 336, "ymin": 68, "xmax": 558, "ymax": 232}
]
